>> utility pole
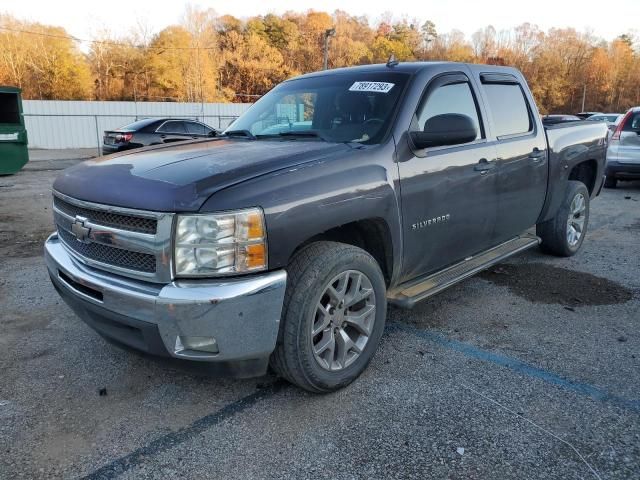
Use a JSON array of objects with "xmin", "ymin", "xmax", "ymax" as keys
[
  {"xmin": 581, "ymin": 84, "xmax": 586, "ymax": 112},
  {"xmin": 323, "ymin": 28, "xmax": 336, "ymax": 70}
]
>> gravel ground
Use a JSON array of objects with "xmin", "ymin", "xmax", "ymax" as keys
[{"xmin": 0, "ymin": 160, "xmax": 638, "ymax": 479}]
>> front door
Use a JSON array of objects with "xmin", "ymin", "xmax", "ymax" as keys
[{"xmin": 397, "ymin": 74, "xmax": 499, "ymax": 283}]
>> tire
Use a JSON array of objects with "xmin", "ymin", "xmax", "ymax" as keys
[
  {"xmin": 270, "ymin": 241, "xmax": 387, "ymax": 392},
  {"xmin": 537, "ymin": 180, "xmax": 590, "ymax": 257},
  {"xmin": 603, "ymin": 176, "xmax": 617, "ymax": 188}
]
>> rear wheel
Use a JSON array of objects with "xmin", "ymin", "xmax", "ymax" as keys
[
  {"xmin": 537, "ymin": 180, "xmax": 590, "ymax": 257},
  {"xmin": 270, "ymin": 242, "xmax": 387, "ymax": 392},
  {"xmin": 603, "ymin": 176, "xmax": 617, "ymax": 188}
]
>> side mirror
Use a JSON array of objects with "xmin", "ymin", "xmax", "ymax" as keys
[
  {"xmin": 410, "ymin": 113, "xmax": 477, "ymax": 150},
  {"xmin": 208, "ymin": 130, "xmax": 217, "ymax": 137}
]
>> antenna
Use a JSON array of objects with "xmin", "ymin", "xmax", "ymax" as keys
[{"xmin": 386, "ymin": 54, "xmax": 399, "ymax": 68}]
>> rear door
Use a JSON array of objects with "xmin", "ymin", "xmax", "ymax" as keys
[
  {"xmin": 617, "ymin": 111, "xmax": 640, "ymax": 164},
  {"xmin": 398, "ymin": 72, "xmax": 499, "ymax": 282},
  {"xmin": 476, "ymin": 73, "xmax": 548, "ymax": 243}
]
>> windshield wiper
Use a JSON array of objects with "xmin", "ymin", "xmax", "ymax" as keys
[
  {"xmin": 222, "ymin": 129, "xmax": 256, "ymax": 140},
  {"xmin": 271, "ymin": 131, "xmax": 330, "ymax": 142}
]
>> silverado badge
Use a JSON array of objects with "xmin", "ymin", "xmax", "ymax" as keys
[{"xmin": 412, "ymin": 214, "xmax": 451, "ymax": 230}]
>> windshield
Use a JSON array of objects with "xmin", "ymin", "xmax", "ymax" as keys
[{"xmin": 227, "ymin": 72, "xmax": 410, "ymax": 145}]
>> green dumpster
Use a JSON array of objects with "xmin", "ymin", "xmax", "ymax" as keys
[{"xmin": 0, "ymin": 86, "xmax": 28, "ymax": 175}]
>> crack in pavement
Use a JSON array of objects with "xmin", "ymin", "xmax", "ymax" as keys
[{"xmin": 81, "ymin": 381, "xmax": 287, "ymax": 480}]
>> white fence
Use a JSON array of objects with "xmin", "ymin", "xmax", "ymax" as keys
[{"xmin": 23, "ymin": 100, "xmax": 252, "ymax": 149}]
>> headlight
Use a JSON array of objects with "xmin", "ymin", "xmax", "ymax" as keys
[{"xmin": 174, "ymin": 208, "xmax": 267, "ymax": 277}]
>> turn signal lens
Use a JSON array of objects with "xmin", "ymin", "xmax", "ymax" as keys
[{"xmin": 238, "ymin": 243, "xmax": 267, "ymax": 270}]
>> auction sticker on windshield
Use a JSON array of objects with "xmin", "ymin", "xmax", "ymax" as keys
[{"xmin": 349, "ymin": 81, "xmax": 395, "ymax": 93}]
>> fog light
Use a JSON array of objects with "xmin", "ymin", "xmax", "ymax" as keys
[{"xmin": 175, "ymin": 336, "xmax": 219, "ymax": 354}]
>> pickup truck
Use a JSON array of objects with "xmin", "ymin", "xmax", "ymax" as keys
[{"xmin": 45, "ymin": 62, "xmax": 607, "ymax": 392}]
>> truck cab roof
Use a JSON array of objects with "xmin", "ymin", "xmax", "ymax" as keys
[{"xmin": 290, "ymin": 61, "xmax": 522, "ymax": 82}]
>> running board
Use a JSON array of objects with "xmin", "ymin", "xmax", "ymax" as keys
[{"xmin": 387, "ymin": 234, "xmax": 541, "ymax": 309}]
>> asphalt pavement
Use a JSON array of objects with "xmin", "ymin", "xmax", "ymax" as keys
[{"xmin": 0, "ymin": 155, "xmax": 638, "ymax": 479}]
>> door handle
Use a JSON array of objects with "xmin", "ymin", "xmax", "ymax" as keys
[
  {"xmin": 529, "ymin": 148, "xmax": 545, "ymax": 161},
  {"xmin": 160, "ymin": 134, "xmax": 167, "ymax": 139},
  {"xmin": 474, "ymin": 158, "xmax": 496, "ymax": 174}
]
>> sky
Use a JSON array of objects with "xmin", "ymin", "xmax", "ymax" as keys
[{"xmin": 2, "ymin": 0, "xmax": 639, "ymax": 43}]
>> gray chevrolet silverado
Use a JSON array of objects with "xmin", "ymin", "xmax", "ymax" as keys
[{"xmin": 45, "ymin": 62, "xmax": 607, "ymax": 392}]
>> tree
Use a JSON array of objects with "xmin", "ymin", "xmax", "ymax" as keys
[
  {"xmin": 421, "ymin": 20, "xmax": 437, "ymax": 48},
  {"xmin": 2, "ymin": 9, "xmax": 640, "ymax": 113},
  {"xmin": 0, "ymin": 15, "xmax": 92, "ymax": 99}
]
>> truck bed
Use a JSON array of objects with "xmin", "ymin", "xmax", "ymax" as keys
[{"xmin": 539, "ymin": 120, "xmax": 608, "ymax": 223}]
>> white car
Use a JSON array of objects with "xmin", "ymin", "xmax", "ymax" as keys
[
  {"xmin": 586, "ymin": 113, "xmax": 623, "ymax": 133},
  {"xmin": 605, "ymin": 107, "xmax": 640, "ymax": 188}
]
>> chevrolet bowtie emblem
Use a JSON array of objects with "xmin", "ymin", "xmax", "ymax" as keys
[{"xmin": 71, "ymin": 216, "xmax": 91, "ymax": 243}]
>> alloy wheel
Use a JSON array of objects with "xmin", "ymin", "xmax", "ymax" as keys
[
  {"xmin": 567, "ymin": 192, "xmax": 586, "ymax": 247},
  {"xmin": 311, "ymin": 270, "xmax": 376, "ymax": 371}
]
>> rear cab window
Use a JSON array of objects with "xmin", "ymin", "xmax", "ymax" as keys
[{"xmin": 481, "ymin": 78, "xmax": 533, "ymax": 138}]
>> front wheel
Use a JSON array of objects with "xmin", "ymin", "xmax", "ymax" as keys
[
  {"xmin": 537, "ymin": 180, "xmax": 590, "ymax": 257},
  {"xmin": 270, "ymin": 242, "xmax": 387, "ymax": 392}
]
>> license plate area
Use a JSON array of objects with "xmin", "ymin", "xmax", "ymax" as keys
[{"xmin": 58, "ymin": 270, "xmax": 104, "ymax": 302}]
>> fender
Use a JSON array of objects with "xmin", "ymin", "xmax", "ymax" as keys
[{"xmin": 200, "ymin": 141, "xmax": 403, "ymax": 283}]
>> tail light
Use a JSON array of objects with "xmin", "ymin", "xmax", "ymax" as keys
[
  {"xmin": 611, "ymin": 111, "xmax": 632, "ymax": 140},
  {"xmin": 115, "ymin": 133, "xmax": 133, "ymax": 143}
]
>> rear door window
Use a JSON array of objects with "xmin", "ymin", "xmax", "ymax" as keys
[
  {"xmin": 157, "ymin": 121, "xmax": 186, "ymax": 134},
  {"xmin": 482, "ymin": 83, "xmax": 532, "ymax": 138}
]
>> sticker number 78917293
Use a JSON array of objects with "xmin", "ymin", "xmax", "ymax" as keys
[{"xmin": 348, "ymin": 81, "xmax": 395, "ymax": 93}]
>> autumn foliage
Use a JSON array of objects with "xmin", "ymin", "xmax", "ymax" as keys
[{"xmin": 1, "ymin": 9, "xmax": 639, "ymax": 114}]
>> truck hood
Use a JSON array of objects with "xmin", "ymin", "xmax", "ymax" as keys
[{"xmin": 53, "ymin": 139, "xmax": 351, "ymax": 212}]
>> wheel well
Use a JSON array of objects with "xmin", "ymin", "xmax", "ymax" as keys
[
  {"xmin": 569, "ymin": 160, "xmax": 598, "ymax": 195},
  {"xmin": 292, "ymin": 219, "xmax": 394, "ymax": 286}
]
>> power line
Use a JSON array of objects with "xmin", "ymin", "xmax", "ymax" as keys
[{"xmin": 0, "ymin": 25, "xmax": 219, "ymax": 51}]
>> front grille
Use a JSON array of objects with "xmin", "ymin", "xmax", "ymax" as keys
[
  {"xmin": 58, "ymin": 228, "xmax": 156, "ymax": 273},
  {"xmin": 53, "ymin": 196, "xmax": 157, "ymax": 234}
]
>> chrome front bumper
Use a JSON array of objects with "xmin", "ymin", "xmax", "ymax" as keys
[{"xmin": 45, "ymin": 233, "xmax": 286, "ymax": 374}]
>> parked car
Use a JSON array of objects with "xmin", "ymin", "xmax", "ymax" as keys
[
  {"xmin": 586, "ymin": 113, "xmax": 622, "ymax": 133},
  {"xmin": 604, "ymin": 107, "xmax": 640, "ymax": 188},
  {"xmin": 576, "ymin": 111, "xmax": 602, "ymax": 119},
  {"xmin": 46, "ymin": 62, "xmax": 607, "ymax": 392},
  {"xmin": 542, "ymin": 114, "xmax": 582, "ymax": 125},
  {"xmin": 102, "ymin": 118, "xmax": 218, "ymax": 154}
]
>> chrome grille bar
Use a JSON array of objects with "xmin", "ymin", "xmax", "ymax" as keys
[
  {"xmin": 52, "ymin": 191, "xmax": 174, "ymax": 283},
  {"xmin": 53, "ymin": 195, "xmax": 157, "ymax": 234}
]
